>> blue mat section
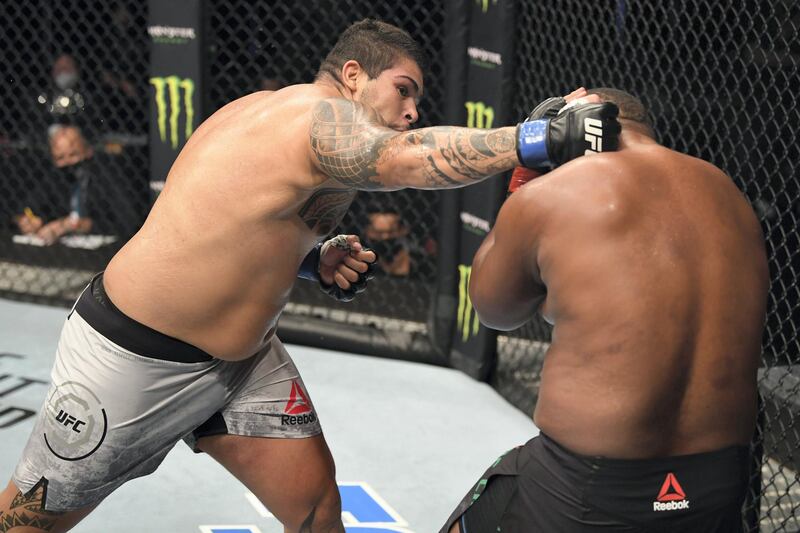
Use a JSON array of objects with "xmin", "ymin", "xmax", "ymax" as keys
[{"xmin": 0, "ymin": 298, "xmax": 538, "ymax": 532}]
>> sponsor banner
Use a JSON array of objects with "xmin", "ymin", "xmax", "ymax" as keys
[
  {"xmin": 467, "ymin": 46, "xmax": 502, "ymax": 69},
  {"xmin": 449, "ymin": 0, "xmax": 517, "ymax": 380},
  {"xmin": 148, "ymin": 0, "xmax": 204, "ymax": 198}
]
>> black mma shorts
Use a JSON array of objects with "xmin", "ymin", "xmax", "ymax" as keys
[{"xmin": 441, "ymin": 432, "xmax": 750, "ymax": 533}]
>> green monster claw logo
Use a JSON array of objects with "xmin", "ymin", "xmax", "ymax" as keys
[
  {"xmin": 150, "ymin": 76, "xmax": 195, "ymax": 149},
  {"xmin": 476, "ymin": 0, "xmax": 498, "ymax": 13},
  {"xmin": 465, "ymin": 101, "xmax": 495, "ymax": 129},
  {"xmin": 457, "ymin": 264, "xmax": 481, "ymax": 342}
]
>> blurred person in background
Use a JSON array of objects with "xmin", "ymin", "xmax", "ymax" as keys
[
  {"xmin": 12, "ymin": 125, "xmax": 96, "ymax": 244},
  {"xmin": 364, "ymin": 202, "xmax": 434, "ymax": 278},
  {"xmin": 38, "ymin": 53, "xmax": 86, "ymax": 122}
]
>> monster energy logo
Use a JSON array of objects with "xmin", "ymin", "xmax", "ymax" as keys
[
  {"xmin": 476, "ymin": 0, "xmax": 498, "ymax": 13},
  {"xmin": 465, "ymin": 101, "xmax": 495, "ymax": 129},
  {"xmin": 457, "ymin": 265, "xmax": 480, "ymax": 342},
  {"xmin": 150, "ymin": 76, "xmax": 195, "ymax": 149}
]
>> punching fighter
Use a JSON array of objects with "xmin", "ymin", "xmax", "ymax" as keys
[
  {"xmin": 0, "ymin": 20, "xmax": 619, "ymax": 533},
  {"xmin": 442, "ymin": 88, "xmax": 769, "ymax": 533}
]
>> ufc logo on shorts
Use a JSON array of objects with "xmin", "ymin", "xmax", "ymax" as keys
[
  {"xmin": 584, "ymin": 117, "xmax": 603, "ymax": 155},
  {"xmin": 54, "ymin": 409, "xmax": 86, "ymax": 433}
]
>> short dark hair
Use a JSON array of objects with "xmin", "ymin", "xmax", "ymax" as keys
[
  {"xmin": 316, "ymin": 19, "xmax": 427, "ymax": 83},
  {"xmin": 587, "ymin": 87, "xmax": 654, "ymax": 132}
]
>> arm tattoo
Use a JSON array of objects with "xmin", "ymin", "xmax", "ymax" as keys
[
  {"xmin": 415, "ymin": 128, "xmax": 517, "ymax": 188},
  {"xmin": 1, "ymin": 479, "xmax": 58, "ymax": 532},
  {"xmin": 310, "ymin": 98, "xmax": 517, "ymax": 190},
  {"xmin": 310, "ymin": 99, "xmax": 394, "ymax": 189},
  {"xmin": 298, "ymin": 187, "xmax": 356, "ymax": 235}
]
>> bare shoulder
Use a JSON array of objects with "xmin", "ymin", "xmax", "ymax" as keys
[
  {"xmin": 503, "ymin": 177, "xmax": 557, "ymax": 224},
  {"xmin": 514, "ymin": 154, "xmax": 625, "ymax": 214}
]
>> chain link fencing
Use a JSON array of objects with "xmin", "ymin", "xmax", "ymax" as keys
[
  {"xmin": 1, "ymin": 1, "xmax": 798, "ymax": 530},
  {"xmin": 0, "ymin": 1, "xmax": 150, "ymax": 302},
  {"xmin": 503, "ymin": 1, "xmax": 799, "ymax": 531},
  {"xmin": 206, "ymin": 1, "xmax": 446, "ymax": 357}
]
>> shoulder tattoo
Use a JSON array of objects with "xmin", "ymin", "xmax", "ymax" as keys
[{"xmin": 309, "ymin": 99, "xmax": 394, "ymax": 189}]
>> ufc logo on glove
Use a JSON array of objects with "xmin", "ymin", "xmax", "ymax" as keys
[{"xmin": 584, "ymin": 117, "xmax": 604, "ymax": 154}]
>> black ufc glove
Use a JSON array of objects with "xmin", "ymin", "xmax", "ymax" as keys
[
  {"xmin": 515, "ymin": 102, "xmax": 620, "ymax": 171},
  {"xmin": 527, "ymin": 96, "xmax": 567, "ymax": 121}
]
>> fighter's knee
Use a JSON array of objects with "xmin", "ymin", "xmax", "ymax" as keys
[{"xmin": 297, "ymin": 481, "xmax": 342, "ymax": 533}]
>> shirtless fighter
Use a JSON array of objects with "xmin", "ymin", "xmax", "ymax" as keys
[
  {"xmin": 0, "ymin": 20, "xmax": 619, "ymax": 533},
  {"xmin": 442, "ymin": 88, "xmax": 769, "ymax": 532}
]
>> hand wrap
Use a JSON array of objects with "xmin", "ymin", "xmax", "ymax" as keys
[{"xmin": 315, "ymin": 235, "xmax": 378, "ymax": 303}]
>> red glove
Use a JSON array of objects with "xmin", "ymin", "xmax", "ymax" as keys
[{"xmin": 507, "ymin": 166, "xmax": 542, "ymax": 195}]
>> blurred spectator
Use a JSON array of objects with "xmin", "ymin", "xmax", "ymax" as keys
[
  {"xmin": 12, "ymin": 125, "xmax": 98, "ymax": 244},
  {"xmin": 38, "ymin": 53, "xmax": 86, "ymax": 121},
  {"xmin": 364, "ymin": 203, "xmax": 435, "ymax": 278}
]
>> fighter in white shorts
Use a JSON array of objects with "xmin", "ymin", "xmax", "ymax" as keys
[
  {"xmin": 0, "ymin": 19, "xmax": 617, "ymax": 532},
  {"xmin": 14, "ymin": 272, "xmax": 322, "ymax": 511}
]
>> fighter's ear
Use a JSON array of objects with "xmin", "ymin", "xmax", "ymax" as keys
[{"xmin": 340, "ymin": 60, "xmax": 363, "ymax": 93}]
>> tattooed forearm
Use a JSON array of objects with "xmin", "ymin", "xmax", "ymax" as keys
[
  {"xmin": 417, "ymin": 127, "xmax": 517, "ymax": 188},
  {"xmin": 310, "ymin": 98, "xmax": 519, "ymax": 190}
]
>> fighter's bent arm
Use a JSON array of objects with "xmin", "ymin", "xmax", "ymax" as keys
[
  {"xmin": 469, "ymin": 188, "xmax": 547, "ymax": 330},
  {"xmin": 310, "ymin": 98, "xmax": 518, "ymax": 191}
]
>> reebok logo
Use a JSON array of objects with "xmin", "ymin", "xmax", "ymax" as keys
[
  {"xmin": 653, "ymin": 472, "xmax": 690, "ymax": 512},
  {"xmin": 284, "ymin": 381, "xmax": 311, "ymax": 415},
  {"xmin": 281, "ymin": 411, "xmax": 317, "ymax": 426},
  {"xmin": 281, "ymin": 381, "xmax": 315, "ymax": 426},
  {"xmin": 584, "ymin": 117, "xmax": 603, "ymax": 154}
]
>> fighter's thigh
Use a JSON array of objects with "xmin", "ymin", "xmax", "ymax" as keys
[
  {"xmin": 197, "ymin": 433, "xmax": 340, "ymax": 530},
  {"xmin": 13, "ymin": 312, "xmax": 225, "ymax": 511},
  {"xmin": 0, "ymin": 479, "xmax": 96, "ymax": 533}
]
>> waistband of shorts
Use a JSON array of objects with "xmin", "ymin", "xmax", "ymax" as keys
[
  {"xmin": 74, "ymin": 272, "xmax": 214, "ymax": 363},
  {"xmin": 538, "ymin": 432, "xmax": 750, "ymax": 475}
]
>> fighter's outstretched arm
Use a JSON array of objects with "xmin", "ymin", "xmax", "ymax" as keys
[
  {"xmin": 469, "ymin": 188, "xmax": 547, "ymax": 330},
  {"xmin": 309, "ymin": 98, "xmax": 518, "ymax": 191}
]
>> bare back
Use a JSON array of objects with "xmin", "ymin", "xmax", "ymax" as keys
[
  {"xmin": 503, "ymin": 142, "xmax": 767, "ymax": 458},
  {"xmin": 534, "ymin": 143, "xmax": 768, "ymax": 457},
  {"xmin": 104, "ymin": 85, "xmax": 353, "ymax": 360}
]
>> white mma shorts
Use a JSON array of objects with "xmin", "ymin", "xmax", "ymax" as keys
[{"xmin": 12, "ymin": 273, "xmax": 321, "ymax": 511}]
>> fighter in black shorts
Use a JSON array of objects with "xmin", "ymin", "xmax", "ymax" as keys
[{"xmin": 443, "ymin": 88, "xmax": 768, "ymax": 532}]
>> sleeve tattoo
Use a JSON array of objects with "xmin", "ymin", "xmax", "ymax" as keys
[{"xmin": 310, "ymin": 99, "xmax": 517, "ymax": 190}]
